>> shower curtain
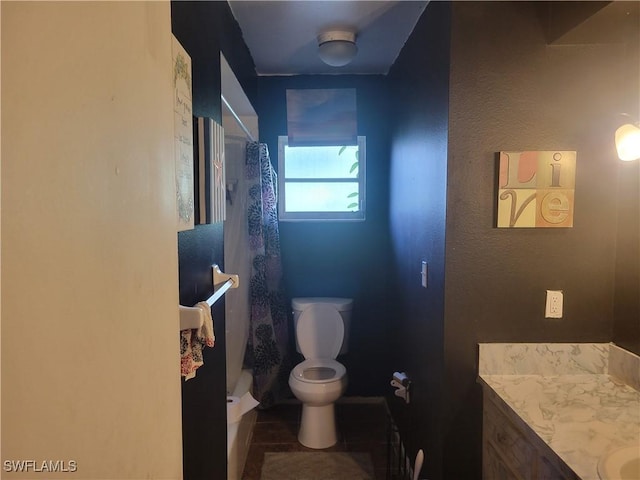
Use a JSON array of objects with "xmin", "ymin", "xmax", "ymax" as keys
[{"xmin": 244, "ymin": 141, "xmax": 290, "ymax": 408}]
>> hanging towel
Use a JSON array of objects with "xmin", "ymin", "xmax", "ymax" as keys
[
  {"xmin": 180, "ymin": 302, "xmax": 216, "ymax": 380},
  {"xmin": 196, "ymin": 301, "xmax": 216, "ymax": 348}
]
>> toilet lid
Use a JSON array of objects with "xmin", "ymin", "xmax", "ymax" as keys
[{"xmin": 296, "ymin": 304, "xmax": 344, "ymax": 360}]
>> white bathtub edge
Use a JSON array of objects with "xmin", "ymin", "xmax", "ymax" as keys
[{"xmin": 227, "ymin": 369, "xmax": 257, "ymax": 480}]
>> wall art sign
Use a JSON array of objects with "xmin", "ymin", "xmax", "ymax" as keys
[
  {"xmin": 497, "ymin": 151, "xmax": 576, "ymax": 228},
  {"xmin": 172, "ymin": 35, "xmax": 194, "ymax": 231}
]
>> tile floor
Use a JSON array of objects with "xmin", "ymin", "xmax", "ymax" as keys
[{"xmin": 241, "ymin": 399, "xmax": 391, "ymax": 480}]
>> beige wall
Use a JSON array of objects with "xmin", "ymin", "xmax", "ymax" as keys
[{"xmin": 1, "ymin": 2, "xmax": 183, "ymax": 478}]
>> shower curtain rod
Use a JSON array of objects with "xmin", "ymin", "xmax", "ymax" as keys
[{"xmin": 221, "ymin": 94, "xmax": 256, "ymax": 143}]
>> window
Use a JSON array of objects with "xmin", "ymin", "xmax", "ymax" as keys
[{"xmin": 277, "ymin": 136, "xmax": 366, "ymax": 221}]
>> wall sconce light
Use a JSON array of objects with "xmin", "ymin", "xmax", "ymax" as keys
[
  {"xmin": 317, "ymin": 30, "xmax": 357, "ymax": 67},
  {"xmin": 615, "ymin": 121, "xmax": 640, "ymax": 161}
]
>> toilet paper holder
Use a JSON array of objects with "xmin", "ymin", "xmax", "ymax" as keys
[{"xmin": 391, "ymin": 371, "xmax": 411, "ymax": 404}]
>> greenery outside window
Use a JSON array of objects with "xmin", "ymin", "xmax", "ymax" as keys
[{"xmin": 277, "ymin": 136, "xmax": 366, "ymax": 221}]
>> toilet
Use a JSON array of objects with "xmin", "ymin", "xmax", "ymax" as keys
[{"xmin": 289, "ymin": 297, "xmax": 352, "ymax": 449}]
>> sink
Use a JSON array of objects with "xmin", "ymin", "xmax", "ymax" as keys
[{"xmin": 598, "ymin": 445, "xmax": 640, "ymax": 480}]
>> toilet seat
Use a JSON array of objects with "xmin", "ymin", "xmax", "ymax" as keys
[{"xmin": 291, "ymin": 359, "xmax": 346, "ymax": 384}]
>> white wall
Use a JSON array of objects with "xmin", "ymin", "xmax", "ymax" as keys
[
  {"xmin": 222, "ymin": 115, "xmax": 259, "ymax": 394},
  {"xmin": 221, "ymin": 54, "xmax": 258, "ymax": 394},
  {"xmin": 1, "ymin": 2, "xmax": 183, "ymax": 478},
  {"xmin": 223, "ymin": 132, "xmax": 252, "ymax": 394}
]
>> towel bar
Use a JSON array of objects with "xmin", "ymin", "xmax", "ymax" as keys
[{"xmin": 179, "ymin": 264, "xmax": 239, "ymax": 330}]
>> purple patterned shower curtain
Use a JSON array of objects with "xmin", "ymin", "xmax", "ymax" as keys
[{"xmin": 244, "ymin": 142, "xmax": 291, "ymax": 408}]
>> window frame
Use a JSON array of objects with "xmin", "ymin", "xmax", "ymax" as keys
[{"xmin": 277, "ymin": 135, "xmax": 366, "ymax": 222}]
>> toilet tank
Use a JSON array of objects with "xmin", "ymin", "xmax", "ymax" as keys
[{"xmin": 292, "ymin": 297, "xmax": 353, "ymax": 356}]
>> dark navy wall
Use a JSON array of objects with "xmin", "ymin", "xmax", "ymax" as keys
[
  {"xmin": 388, "ymin": 2, "xmax": 639, "ymax": 479},
  {"xmin": 387, "ymin": 3, "xmax": 451, "ymax": 480},
  {"xmin": 171, "ymin": 2, "xmax": 255, "ymax": 479},
  {"xmin": 444, "ymin": 2, "xmax": 638, "ymax": 479},
  {"xmin": 256, "ymin": 75, "xmax": 394, "ymax": 396}
]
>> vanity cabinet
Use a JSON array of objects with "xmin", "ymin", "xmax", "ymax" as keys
[{"xmin": 482, "ymin": 390, "xmax": 580, "ymax": 480}]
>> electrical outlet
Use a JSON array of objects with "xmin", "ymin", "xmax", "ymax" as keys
[{"xmin": 545, "ymin": 290, "xmax": 563, "ymax": 318}]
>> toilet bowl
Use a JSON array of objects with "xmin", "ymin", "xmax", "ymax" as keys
[{"xmin": 288, "ymin": 298, "xmax": 352, "ymax": 449}]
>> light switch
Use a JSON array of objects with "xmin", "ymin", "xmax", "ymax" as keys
[{"xmin": 421, "ymin": 261, "xmax": 427, "ymax": 288}]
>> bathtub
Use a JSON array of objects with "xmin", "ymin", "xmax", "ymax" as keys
[{"xmin": 227, "ymin": 369, "xmax": 257, "ymax": 480}]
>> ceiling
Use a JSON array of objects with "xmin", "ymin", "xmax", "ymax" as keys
[{"xmin": 227, "ymin": 1, "xmax": 429, "ymax": 76}]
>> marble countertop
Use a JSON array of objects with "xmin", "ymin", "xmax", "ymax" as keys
[{"xmin": 478, "ymin": 343, "xmax": 640, "ymax": 480}]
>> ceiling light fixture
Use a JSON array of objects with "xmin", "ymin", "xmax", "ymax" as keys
[
  {"xmin": 615, "ymin": 122, "xmax": 640, "ymax": 161},
  {"xmin": 317, "ymin": 30, "xmax": 357, "ymax": 67}
]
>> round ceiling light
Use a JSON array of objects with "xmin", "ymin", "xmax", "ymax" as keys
[{"xmin": 317, "ymin": 30, "xmax": 358, "ymax": 67}]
